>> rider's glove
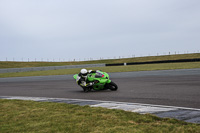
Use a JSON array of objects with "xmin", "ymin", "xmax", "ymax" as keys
[{"xmin": 88, "ymin": 70, "xmax": 92, "ymax": 73}]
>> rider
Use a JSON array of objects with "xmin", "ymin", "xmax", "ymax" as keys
[{"xmin": 76, "ymin": 68, "xmax": 97, "ymax": 92}]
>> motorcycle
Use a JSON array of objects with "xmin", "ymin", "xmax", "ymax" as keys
[{"xmin": 73, "ymin": 70, "xmax": 118, "ymax": 92}]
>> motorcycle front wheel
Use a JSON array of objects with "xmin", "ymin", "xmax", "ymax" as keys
[{"xmin": 107, "ymin": 81, "xmax": 118, "ymax": 91}]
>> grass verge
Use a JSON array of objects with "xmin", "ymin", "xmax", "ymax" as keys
[
  {"xmin": 0, "ymin": 53, "xmax": 200, "ymax": 69},
  {"xmin": 0, "ymin": 62, "xmax": 200, "ymax": 78},
  {"xmin": 0, "ymin": 99, "xmax": 200, "ymax": 133}
]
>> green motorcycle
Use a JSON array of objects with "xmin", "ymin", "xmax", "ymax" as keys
[{"xmin": 73, "ymin": 70, "xmax": 118, "ymax": 91}]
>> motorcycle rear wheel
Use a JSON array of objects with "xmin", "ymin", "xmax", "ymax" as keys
[{"xmin": 108, "ymin": 81, "xmax": 118, "ymax": 91}]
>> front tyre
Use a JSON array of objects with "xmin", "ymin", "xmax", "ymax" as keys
[{"xmin": 108, "ymin": 81, "xmax": 118, "ymax": 91}]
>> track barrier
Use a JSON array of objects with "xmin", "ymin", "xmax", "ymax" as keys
[{"xmin": 105, "ymin": 58, "xmax": 200, "ymax": 66}]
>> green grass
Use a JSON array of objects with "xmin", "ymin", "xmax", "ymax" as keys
[
  {"xmin": 1, "ymin": 53, "xmax": 200, "ymax": 69},
  {"xmin": 0, "ymin": 62, "xmax": 200, "ymax": 78},
  {"xmin": 1, "ymin": 99, "xmax": 199, "ymax": 133}
]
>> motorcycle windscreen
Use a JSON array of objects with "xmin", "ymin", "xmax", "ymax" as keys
[{"xmin": 95, "ymin": 71, "xmax": 104, "ymax": 78}]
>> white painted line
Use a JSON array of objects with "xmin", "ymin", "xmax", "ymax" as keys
[{"xmin": 90, "ymin": 103, "xmax": 177, "ymax": 114}]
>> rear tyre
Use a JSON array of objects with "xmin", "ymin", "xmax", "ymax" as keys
[{"xmin": 108, "ymin": 81, "xmax": 118, "ymax": 91}]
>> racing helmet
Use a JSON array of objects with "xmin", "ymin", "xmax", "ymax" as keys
[{"xmin": 80, "ymin": 68, "xmax": 88, "ymax": 77}]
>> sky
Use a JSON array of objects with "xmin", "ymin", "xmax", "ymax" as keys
[{"xmin": 0, "ymin": 0, "xmax": 200, "ymax": 62}]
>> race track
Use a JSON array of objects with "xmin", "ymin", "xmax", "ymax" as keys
[{"xmin": 0, "ymin": 69, "xmax": 200, "ymax": 109}]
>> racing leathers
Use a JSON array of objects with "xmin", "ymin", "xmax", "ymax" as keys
[{"xmin": 76, "ymin": 70, "xmax": 96, "ymax": 92}]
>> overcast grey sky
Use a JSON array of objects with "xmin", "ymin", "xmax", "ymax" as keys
[{"xmin": 0, "ymin": 0, "xmax": 200, "ymax": 61}]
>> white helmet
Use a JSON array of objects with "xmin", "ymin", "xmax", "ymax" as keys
[{"xmin": 80, "ymin": 69, "xmax": 87, "ymax": 77}]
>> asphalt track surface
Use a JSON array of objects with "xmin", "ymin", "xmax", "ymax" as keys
[{"xmin": 0, "ymin": 69, "xmax": 200, "ymax": 109}]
